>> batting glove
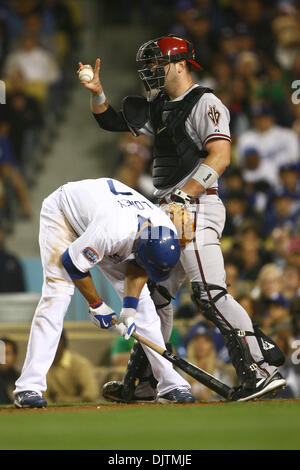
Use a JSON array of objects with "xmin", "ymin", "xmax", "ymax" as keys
[
  {"xmin": 89, "ymin": 299, "xmax": 116, "ymax": 329},
  {"xmin": 119, "ymin": 296, "xmax": 138, "ymax": 340}
]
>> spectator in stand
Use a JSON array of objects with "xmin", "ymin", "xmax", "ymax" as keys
[
  {"xmin": 185, "ymin": 327, "xmax": 236, "ymax": 401},
  {"xmin": 222, "ymin": 190, "xmax": 256, "ymax": 237},
  {"xmin": 287, "ymin": 236, "xmax": 300, "ymax": 269},
  {"xmin": 251, "ymin": 263, "xmax": 284, "ymax": 324},
  {"xmin": 270, "ymin": 226, "xmax": 295, "ymax": 268},
  {"xmin": 0, "ymin": 223, "xmax": 26, "ymax": 292},
  {"xmin": 219, "ymin": 167, "xmax": 244, "ymax": 198},
  {"xmin": 237, "ymin": 103, "xmax": 299, "ymax": 187},
  {"xmin": 114, "ymin": 133, "xmax": 153, "ymax": 199},
  {"xmin": 282, "ymin": 264, "xmax": 300, "ymax": 303},
  {"xmin": 0, "ymin": 19, "xmax": 9, "ymax": 73},
  {"xmin": 229, "ymin": 221, "xmax": 273, "ymax": 282},
  {"xmin": 45, "ymin": 330, "xmax": 99, "ymax": 404},
  {"xmin": 110, "ymin": 336, "xmax": 134, "ymax": 368},
  {"xmin": 271, "ymin": 4, "xmax": 300, "ymax": 72},
  {"xmin": 0, "ymin": 119, "xmax": 32, "ymax": 220},
  {"xmin": 277, "ymin": 163, "xmax": 300, "ymax": 210},
  {"xmin": 4, "ymin": 33, "xmax": 61, "ymax": 103},
  {"xmin": 261, "ymin": 294, "xmax": 291, "ymax": 334},
  {"xmin": 3, "ymin": 69, "xmax": 43, "ymax": 171},
  {"xmin": 217, "ymin": 26, "xmax": 238, "ymax": 66},
  {"xmin": 0, "ymin": 338, "xmax": 20, "ymax": 405},
  {"xmin": 265, "ymin": 190, "xmax": 300, "ymax": 237},
  {"xmin": 224, "ymin": 256, "xmax": 240, "ymax": 298}
]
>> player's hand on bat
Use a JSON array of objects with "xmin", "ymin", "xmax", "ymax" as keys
[
  {"xmin": 119, "ymin": 308, "xmax": 137, "ymax": 340},
  {"xmin": 165, "ymin": 202, "xmax": 195, "ymax": 248},
  {"xmin": 89, "ymin": 300, "xmax": 117, "ymax": 329},
  {"xmin": 77, "ymin": 58, "xmax": 103, "ymax": 95}
]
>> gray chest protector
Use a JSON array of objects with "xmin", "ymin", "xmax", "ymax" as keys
[{"xmin": 122, "ymin": 87, "xmax": 212, "ymax": 189}]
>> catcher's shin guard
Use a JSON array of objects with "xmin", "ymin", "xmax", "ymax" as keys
[
  {"xmin": 103, "ymin": 340, "xmax": 156, "ymax": 402},
  {"xmin": 191, "ymin": 282, "xmax": 257, "ymax": 389}
]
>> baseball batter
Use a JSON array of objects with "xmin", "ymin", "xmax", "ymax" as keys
[
  {"xmin": 78, "ymin": 35, "xmax": 286, "ymax": 402},
  {"xmin": 14, "ymin": 177, "xmax": 194, "ymax": 408}
]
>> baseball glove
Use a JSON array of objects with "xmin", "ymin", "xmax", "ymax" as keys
[{"xmin": 165, "ymin": 201, "xmax": 195, "ymax": 247}]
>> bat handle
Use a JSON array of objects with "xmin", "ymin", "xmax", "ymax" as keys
[{"xmin": 111, "ymin": 317, "xmax": 166, "ymax": 355}]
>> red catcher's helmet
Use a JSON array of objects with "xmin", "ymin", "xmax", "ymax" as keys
[
  {"xmin": 156, "ymin": 36, "xmax": 203, "ymax": 72},
  {"xmin": 136, "ymin": 35, "xmax": 203, "ymax": 93}
]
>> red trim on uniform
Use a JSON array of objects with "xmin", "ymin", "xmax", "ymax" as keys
[
  {"xmin": 192, "ymin": 210, "xmax": 270, "ymax": 377},
  {"xmin": 203, "ymin": 134, "xmax": 231, "ymax": 145}
]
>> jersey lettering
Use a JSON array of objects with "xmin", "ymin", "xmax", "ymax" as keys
[{"xmin": 107, "ymin": 179, "xmax": 133, "ymax": 196}]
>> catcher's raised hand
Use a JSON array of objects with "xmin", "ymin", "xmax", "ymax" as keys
[
  {"xmin": 165, "ymin": 201, "xmax": 195, "ymax": 247},
  {"xmin": 77, "ymin": 58, "xmax": 102, "ymax": 95}
]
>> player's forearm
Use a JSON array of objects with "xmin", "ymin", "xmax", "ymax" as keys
[
  {"xmin": 124, "ymin": 263, "xmax": 148, "ymax": 300},
  {"xmin": 73, "ymin": 275, "xmax": 101, "ymax": 305}
]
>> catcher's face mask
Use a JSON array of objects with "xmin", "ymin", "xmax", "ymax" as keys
[{"xmin": 136, "ymin": 40, "xmax": 169, "ymax": 93}]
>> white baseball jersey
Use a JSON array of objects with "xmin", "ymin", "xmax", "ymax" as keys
[
  {"xmin": 237, "ymin": 125, "xmax": 300, "ymax": 186},
  {"xmin": 137, "ymin": 84, "xmax": 231, "ymax": 198},
  {"xmin": 59, "ymin": 178, "xmax": 175, "ymax": 273}
]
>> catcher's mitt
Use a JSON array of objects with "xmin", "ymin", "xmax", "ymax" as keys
[{"xmin": 165, "ymin": 201, "xmax": 195, "ymax": 247}]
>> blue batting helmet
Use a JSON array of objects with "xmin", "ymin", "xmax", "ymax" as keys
[{"xmin": 134, "ymin": 225, "xmax": 180, "ymax": 282}]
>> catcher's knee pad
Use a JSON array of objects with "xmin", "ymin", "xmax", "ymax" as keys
[
  {"xmin": 191, "ymin": 281, "xmax": 227, "ymax": 322},
  {"xmin": 123, "ymin": 341, "xmax": 153, "ymax": 401}
]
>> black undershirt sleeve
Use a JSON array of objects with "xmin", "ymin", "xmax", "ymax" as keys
[{"xmin": 92, "ymin": 105, "xmax": 130, "ymax": 132}]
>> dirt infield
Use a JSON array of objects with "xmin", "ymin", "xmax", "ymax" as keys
[{"xmin": 1, "ymin": 398, "xmax": 299, "ymax": 413}]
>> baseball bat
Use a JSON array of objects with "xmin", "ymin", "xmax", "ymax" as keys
[{"xmin": 112, "ymin": 320, "xmax": 232, "ymax": 400}]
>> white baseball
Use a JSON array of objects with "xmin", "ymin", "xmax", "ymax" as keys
[{"xmin": 79, "ymin": 68, "xmax": 94, "ymax": 82}]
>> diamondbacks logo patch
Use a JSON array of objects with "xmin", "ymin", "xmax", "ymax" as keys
[
  {"xmin": 82, "ymin": 247, "xmax": 99, "ymax": 264},
  {"xmin": 207, "ymin": 105, "xmax": 221, "ymax": 126}
]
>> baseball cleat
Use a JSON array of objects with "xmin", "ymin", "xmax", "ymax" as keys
[
  {"xmin": 156, "ymin": 387, "xmax": 195, "ymax": 404},
  {"xmin": 230, "ymin": 371, "xmax": 286, "ymax": 402},
  {"xmin": 14, "ymin": 391, "xmax": 47, "ymax": 408},
  {"xmin": 102, "ymin": 381, "xmax": 156, "ymax": 403}
]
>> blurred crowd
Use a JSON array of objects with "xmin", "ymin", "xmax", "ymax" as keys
[{"xmin": 0, "ymin": 0, "xmax": 82, "ymax": 232}]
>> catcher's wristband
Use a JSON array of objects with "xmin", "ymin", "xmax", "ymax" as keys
[
  {"xmin": 192, "ymin": 163, "xmax": 219, "ymax": 189},
  {"xmin": 91, "ymin": 91, "xmax": 106, "ymax": 106}
]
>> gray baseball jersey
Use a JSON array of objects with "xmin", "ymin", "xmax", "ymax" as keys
[{"xmin": 137, "ymin": 84, "xmax": 231, "ymax": 198}]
